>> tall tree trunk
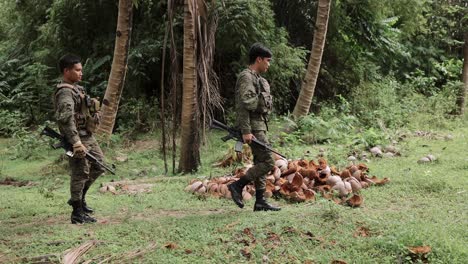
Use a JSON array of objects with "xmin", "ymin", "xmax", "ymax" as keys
[
  {"xmin": 456, "ymin": 32, "xmax": 468, "ymax": 116},
  {"xmin": 292, "ymin": 0, "xmax": 331, "ymax": 119},
  {"xmin": 97, "ymin": 0, "xmax": 133, "ymax": 137},
  {"xmin": 178, "ymin": 0, "xmax": 200, "ymax": 173}
]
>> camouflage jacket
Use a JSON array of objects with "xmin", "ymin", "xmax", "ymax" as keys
[
  {"xmin": 235, "ymin": 68, "xmax": 273, "ymax": 134},
  {"xmin": 53, "ymin": 82, "xmax": 89, "ymax": 145}
]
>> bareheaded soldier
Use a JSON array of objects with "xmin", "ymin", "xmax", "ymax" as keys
[
  {"xmin": 228, "ymin": 43, "xmax": 281, "ymax": 211},
  {"xmin": 54, "ymin": 54, "xmax": 105, "ymax": 224}
]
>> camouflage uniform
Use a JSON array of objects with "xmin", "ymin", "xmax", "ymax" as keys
[
  {"xmin": 54, "ymin": 82, "xmax": 105, "ymax": 202},
  {"xmin": 235, "ymin": 69, "xmax": 274, "ymax": 191}
]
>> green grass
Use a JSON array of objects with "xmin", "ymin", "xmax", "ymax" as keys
[{"xmin": 0, "ymin": 118, "xmax": 467, "ymax": 263}]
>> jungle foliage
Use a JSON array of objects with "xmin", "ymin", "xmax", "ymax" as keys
[{"xmin": 0, "ymin": 0, "xmax": 466, "ymax": 137}]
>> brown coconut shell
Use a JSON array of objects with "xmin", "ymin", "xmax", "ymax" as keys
[
  {"xmin": 370, "ymin": 176, "xmax": 390, "ymax": 185},
  {"xmin": 290, "ymin": 191, "xmax": 306, "ymax": 202},
  {"xmin": 207, "ymin": 183, "xmax": 219, "ymax": 193},
  {"xmin": 281, "ymin": 165, "xmax": 298, "ymax": 177},
  {"xmin": 291, "ymin": 173, "xmax": 304, "ymax": 189},
  {"xmin": 318, "ymin": 158, "xmax": 328, "ymax": 170},
  {"xmin": 316, "ymin": 171, "xmax": 330, "ymax": 184},
  {"xmin": 299, "ymin": 168, "xmax": 318, "ymax": 180},
  {"xmin": 340, "ymin": 169, "xmax": 352, "ymax": 179},
  {"xmin": 303, "ymin": 189, "xmax": 316, "ymax": 201},
  {"xmin": 279, "ymin": 184, "xmax": 291, "ymax": 196},
  {"xmin": 357, "ymin": 163, "xmax": 369, "ymax": 172},
  {"xmin": 315, "ymin": 185, "xmax": 331, "ymax": 193},
  {"xmin": 348, "ymin": 165, "xmax": 358, "ymax": 174},
  {"xmin": 266, "ymin": 180, "xmax": 275, "ymax": 193},
  {"xmin": 346, "ymin": 194, "xmax": 363, "ymax": 207},
  {"xmin": 264, "ymin": 190, "xmax": 273, "ymax": 198},
  {"xmin": 308, "ymin": 160, "xmax": 318, "ymax": 170}
]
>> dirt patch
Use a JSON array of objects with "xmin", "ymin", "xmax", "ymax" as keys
[
  {"xmin": 99, "ymin": 208, "xmax": 229, "ymax": 225},
  {"xmin": 0, "ymin": 177, "xmax": 36, "ymax": 187}
]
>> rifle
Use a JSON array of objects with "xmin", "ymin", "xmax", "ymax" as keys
[
  {"xmin": 211, "ymin": 119, "xmax": 287, "ymax": 159},
  {"xmin": 41, "ymin": 126, "xmax": 116, "ymax": 175}
]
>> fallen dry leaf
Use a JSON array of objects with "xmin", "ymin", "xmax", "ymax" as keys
[
  {"xmin": 164, "ymin": 242, "xmax": 178, "ymax": 250},
  {"xmin": 353, "ymin": 226, "xmax": 370, "ymax": 237},
  {"xmin": 63, "ymin": 240, "xmax": 97, "ymax": 264}
]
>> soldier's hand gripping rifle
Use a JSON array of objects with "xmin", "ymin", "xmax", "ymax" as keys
[
  {"xmin": 211, "ymin": 119, "xmax": 287, "ymax": 159},
  {"xmin": 41, "ymin": 126, "xmax": 116, "ymax": 175}
]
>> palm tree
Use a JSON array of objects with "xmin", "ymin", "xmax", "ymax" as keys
[
  {"xmin": 97, "ymin": 0, "xmax": 133, "ymax": 137},
  {"xmin": 178, "ymin": 0, "xmax": 200, "ymax": 173},
  {"xmin": 292, "ymin": 0, "xmax": 331, "ymax": 119}
]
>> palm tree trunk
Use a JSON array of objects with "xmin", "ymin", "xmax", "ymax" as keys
[
  {"xmin": 97, "ymin": 0, "xmax": 133, "ymax": 137},
  {"xmin": 292, "ymin": 0, "xmax": 331, "ymax": 119},
  {"xmin": 178, "ymin": 0, "xmax": 200, "ymax": 173},
  {"xmin": 456, "ymin": 32, "xmax": 467, "ymax": 116}
]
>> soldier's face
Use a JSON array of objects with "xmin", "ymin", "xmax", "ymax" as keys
[
  {"xmin": 257, "ymin": 57, "xmax": 271, "ymax": 73},
  {"xmin": 64, "ymin": 63, "xmax": 83, "ymax": 83}
]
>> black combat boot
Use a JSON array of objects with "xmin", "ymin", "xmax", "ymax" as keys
[
  {"xmin": 69, "ymin": 200, "xmax": 97, "ymax": 224},
  {"xmin": 82, "ymin": 185, "xmax": 94, "ymax": 214},
  {"xmin": 227, "ymin": 177, "xmax": 250, "ymax": 208},
  {"xmin": 254, "ymin": 189, "xmax": 281, "ymax": 212}
]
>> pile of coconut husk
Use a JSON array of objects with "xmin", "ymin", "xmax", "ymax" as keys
[{"xmin": 185, "ymin": 157, "xmax": 389, "ymax": 207}]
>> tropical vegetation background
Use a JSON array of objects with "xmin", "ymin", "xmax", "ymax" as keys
[{"xmin": 0, "ymin": 0, "xmax": 467, "ymax": 262}]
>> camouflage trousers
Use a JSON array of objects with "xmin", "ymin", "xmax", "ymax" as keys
[
  {"xmin": 243, "ymin": 130, "xmax": 275, "ymax": 191},
  {"xmin": 69, "ymin": 135, "xmax": 106, "ymax": 202}
]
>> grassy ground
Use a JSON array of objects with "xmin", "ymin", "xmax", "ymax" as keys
[{"xmin": 0, "ymin": 118, "xmax": 467, "ymax": 263}]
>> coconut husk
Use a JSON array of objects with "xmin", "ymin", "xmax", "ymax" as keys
[
  {"xmin": 407, "ymin": 246, "xmax": 431, "ymax": 263},
  {"xmin": 272, "ymin": 166, "xmax": 281, "ymax": 179},
  {"xmin": 308, "ymin": 160, "xmax": 318, "ymax": 169},
  {"xmin": 326, "ymin": 175, "xmax": 341, "ymax": 187},
  {"xmin": 347, "ymin": 177, "xmax": 362, "ymax": 193},
  {"xmin": 346, "ymin": 194, "xmax": 363, "ymax": 207},
  {"xmin": 348, "ymin": 165, "xmax": 358, "ymax": 174},
  {"xmin": 357, "ymin": 163, "xmax": 369, "ymax": 172},
  {"xmin": 279, "ymin": 184, "xmax": 291, "ymax": 196},
  {"xmin": 290, "ymin": 173, "xmax": 303, "ymax": 189},
  {"xmin": 281, "ymin": 165, "xmax": 298, "ymax": 177},
  {"xmin": 242, "ymin": 191, "xmax": 252, "ymax": 200},
  {"xmin": 303, "ymin": 189, "xmax": 316, "ymax": 201},
  {"xmin": 316, "ymin": 171, "xmax": 330, "ymax": 184},
  {"xmin": 340, "ymin": 169, "xmax": 351, "ymax": 179},
  {"xmin": 332, "ymin": 181, "xmax": 348, "ymax": 197},
  {"xmin": 360, "ymin": 181, "xmax": 369, "ymax": 188},
  {"xmin": 318, "ymin": 158, "xmax": 328, "ymax": 170},
  {"xmin": 266, "ymin": 175, "xmax": 276, "ymax": 183},
  {"xmin": 289, "ymin": 191, "xmax": 306, "ymax": 202},
  {"xmin": 275, "ymin": 159, "xmax": 288, "ymax": 172},
  {"xmin": 369, "ymin": 176, "xmax": 390, "ymax": 185},
  {"xmin": 352, "ymin": 169, "xmax": 363, "ymax": 181},
  {"xmin": 330, "ymin": 166, "xmax": 340, "ymax": 175},
  {"xmin": 299, "ymin": 168, "xmax": 317, "ymax": 180}
]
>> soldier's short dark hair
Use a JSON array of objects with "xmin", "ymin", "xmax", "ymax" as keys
[
  {"xmin": 248, "ymin": 43, "xmax": 272, "ymax": 65},
  {"xmin": 58, "ymin": 54, "xmax": 81, "ymax": 73}
]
